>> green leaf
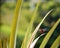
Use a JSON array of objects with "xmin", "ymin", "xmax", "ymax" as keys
[
  {"xmin": 51, "ymin": 36, "xmax": 60, "ymax": 48},
  {"xmin": 29, "ymin": 33, "xmax": 45, "ymax": 48},
  {"xmin": 9, "ymin": 0, "xmax": 23, "ymax": 48},
  {"xmin": 39, "ymin": 18, "xmax": 60, "ymax": 48},
  {"xmin": 27, "ymin": 9, "xmax": 53, "ymax": 48},
  {"xmin": 21, "ymin": 0, "xmax": 40, "ymax": 48}
]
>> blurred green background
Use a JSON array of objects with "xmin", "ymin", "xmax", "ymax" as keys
[{"xmin": 0, "ymin": 0, "xmax": 60, "ymax": 48}]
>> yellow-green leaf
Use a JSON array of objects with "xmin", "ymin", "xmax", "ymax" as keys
[
  {"xmin": 27, "ymin": 9, "xmax": 53, "ymax": 48},
  {"xmin": 51, "ymin": 36, "xmax": 60, "ymax": 48},
  {"xmin": 21, "ymin": 0, "xmax": 40, "ymax": 48},
  {"xmin": 39, "ymin": 18, "xmax": 60, "ymax": 48},
  {"xmin": 9, "ymin": 0, "xmax": 23, "ymax": 48}
]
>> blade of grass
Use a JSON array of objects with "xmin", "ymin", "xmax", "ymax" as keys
[
  {"xmin": 39, "ymin": 18, "xmax": 60, "ymax": 48},
  {"xmin": 3, "ymin": 39, "xmax": 7, "ymax": 48},
  {"xmin": 9, "ymin": 0, "xmax": 22, "ymax": 48},
  {"xmin": 21, "ymin": 0, "xmax": 41, "ymax": 48},
  {"xmin": 0, "ymin": 39, "xmax": 2, "ymax": 48},
  {"xmin": 51, "ymin": 36, "xmax": 60, "ymax": 48},
  {"xmin": 30, "ymin": 33, "xmax": 45, "ymax": 48},
  {"xmin": 27, "ymin": 9, "xmax": 53, "ymax": 48}
]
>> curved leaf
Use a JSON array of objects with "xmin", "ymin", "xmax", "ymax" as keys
[
  {"xmin": 39, "ymin": 18, "xmax": 60, "ymax": 48},
  {"xmin": 9, "ymin": 0, "xmax": 23, "ymax": 48},
  {"xmin": 21, "ymin": 0, "xmax": 40, "ymax": 48},
  {"xmin": 29, "ymin": 33, "xmax": 45, "ymax": 48},
  {"xmin": 51, "ymin": 36, "xmax": 60, "ymax": 48},
  {"xmin": 27, "ymin": 9, "xmax": 53, "ymax": 48}
]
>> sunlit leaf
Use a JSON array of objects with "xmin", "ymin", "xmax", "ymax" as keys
[
  {"xmin": 21, "ymin": 0, "xmax": 40, "ymax": 48},
  {"xmin": 27, "ymin": 9, "xmax": 53, "ymax": 48},
  {"xmin": 9, "ymin": 0, "xmax": 23, "ymax": 48},
  {"xmin": 29, "ymin": 33, "xmax": 45, "ymax": 48}
]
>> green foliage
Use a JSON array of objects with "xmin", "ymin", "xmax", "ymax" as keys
[
  {"xmin": 1, "ymin": 1, "xmax": 60, "ymax": 48},
  {"xmin": 21, "ymin": 0, "xmax": 40, "ymax": 48},
  {"xmin": 39, "ymin": 18, "xmax": 60, "ymax": 48},
  {"xmin": 51, "ymin": 36, "xmax": 60, "ymax": 48}
]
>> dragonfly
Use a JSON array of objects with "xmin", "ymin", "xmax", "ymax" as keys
[{"xmin": 39, "ymin": 28, "xmax": 49, "ymax": 33}]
